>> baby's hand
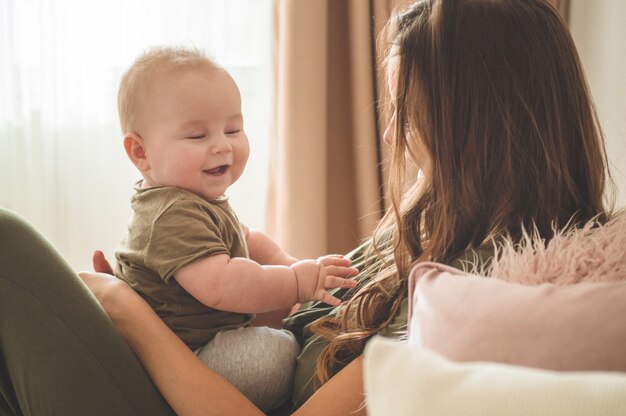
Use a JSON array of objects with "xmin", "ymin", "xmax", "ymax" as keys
[{"xmin": 290, "ymin": 255, "xmax": 359, "ymax": 306}]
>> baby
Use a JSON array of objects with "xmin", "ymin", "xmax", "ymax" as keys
[{"xmin": 114, "ymin": 47, "xmax": 358, "ymax": 411}]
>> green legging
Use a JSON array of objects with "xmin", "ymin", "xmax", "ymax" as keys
[{"xmin": 0, "ymin": 208, "xmax": 174, "ymax": 415}]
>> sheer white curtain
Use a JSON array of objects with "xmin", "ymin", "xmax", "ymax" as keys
[{"xmin": 0, "ymin": 0, "xmax": 273, "ymax": 270}]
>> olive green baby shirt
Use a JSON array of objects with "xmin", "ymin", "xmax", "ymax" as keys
[{"xmin": 115, "ymin": 184, "xmax": 252, "ymax": 350}]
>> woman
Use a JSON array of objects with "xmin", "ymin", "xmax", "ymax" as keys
[{"xmin": 0, "ymin": 0, "xmax": 612, "ymax": 415}]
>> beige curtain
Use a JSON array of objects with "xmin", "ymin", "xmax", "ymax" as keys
[{"xmin": 268, "ymin": 0, "xmax": 410, "ymax": 258}]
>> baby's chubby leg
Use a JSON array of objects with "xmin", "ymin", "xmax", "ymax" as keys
[{"xmin": 195, "ymin": 326, "xmax": 300, "ymax": 412}]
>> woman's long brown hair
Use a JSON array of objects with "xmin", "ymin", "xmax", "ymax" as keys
[{"xmin": 311, "ymin": 0, "xmax": 613, "ymax": 385}]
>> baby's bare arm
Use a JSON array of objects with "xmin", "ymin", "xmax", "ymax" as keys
[
  {"xmin": 175, "ymin": 254, "xmax": 358, "ymax": 313},
  {"xmin": 175, "ymin": 254, "xmax": 298, "ymax": 313},
  {"xmin": 243, "ymin": 225, "xmax": 298, "ymax": 265},
  {"xmin": 243, "ymin": 226, "xmax": 300, "ymax": 326}
]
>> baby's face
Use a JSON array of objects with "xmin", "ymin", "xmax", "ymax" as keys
[{"xmin": 138, "ymin": 68, "xmax": 249, "ymax": 201}]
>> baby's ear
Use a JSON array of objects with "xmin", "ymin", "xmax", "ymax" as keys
[{"xmin": 124, "ymin": 133, "xmax": 149, "ymax": 172}]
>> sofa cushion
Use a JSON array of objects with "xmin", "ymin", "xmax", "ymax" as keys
[
  {"xmin": 364, "ymin": 337, "xmax": 626, "ymax": 416},
  {"xmin": 407, "ymin": 262, "xmax": 626, "ymax": 371}
]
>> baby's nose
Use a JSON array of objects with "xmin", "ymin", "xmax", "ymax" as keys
[{"xmin": 211, "ymin": 136, "xmax": 232, "ymax": 153}]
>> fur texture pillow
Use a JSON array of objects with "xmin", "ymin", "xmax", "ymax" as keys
[{"xmin": 481, "ymin": 212, "xmax": 626, "ymax": 284}]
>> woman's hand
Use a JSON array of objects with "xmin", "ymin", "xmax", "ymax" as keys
[{"xmin": 77, "ymin": 251, "xmax": 134, "ymax": 323}]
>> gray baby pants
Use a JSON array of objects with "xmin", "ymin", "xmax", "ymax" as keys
[{"xmin": 194, "ymin": 326, "xmax": 300, "ymax": 412}]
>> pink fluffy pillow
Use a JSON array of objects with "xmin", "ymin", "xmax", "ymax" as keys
[
  {"xmin": 408, "ymin": 262, "xmax": 626, "ymax": 371},
  {"xmin": 486, "ymin": 213, "xmax": 626, "ymax": 285}
]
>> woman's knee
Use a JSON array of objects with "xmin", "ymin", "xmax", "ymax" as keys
[
  {"xmin": 0, "ymin": 208, "xmax": 32, "ymax": 240},
  {"xmin": 0, "ymin": 208, "xmax": 44, "ymax": 254}
]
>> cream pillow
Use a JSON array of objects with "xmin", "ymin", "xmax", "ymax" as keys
[
  {"xmin": 407, "ymin": 262, "xmax": 626, "ymax": 371},
  {"xmin": 364, "ymin": 337, "xmax": 626, "ymax": 416}
]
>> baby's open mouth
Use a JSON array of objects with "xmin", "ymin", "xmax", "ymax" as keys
[{"xmin": 204, "ymin": 165, "xmax": 229, "ymax": 176}]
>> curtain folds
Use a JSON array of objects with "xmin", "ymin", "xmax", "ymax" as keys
[{"xmin": 269, "ymin": 0, "xmax": 411, "ymax": 258}]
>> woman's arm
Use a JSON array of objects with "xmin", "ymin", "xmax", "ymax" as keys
[
  {"xmin": 78, "ymin": 270, "xmax": 264, "ymax": 416},
  {"xmin": 294, "ymin": 356, "xmax": 367, "ymax": 416}
]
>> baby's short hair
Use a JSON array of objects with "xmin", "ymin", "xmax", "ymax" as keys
[{"xmin": 118, "ymin": 46, "xmax": 221, "ymax": 134}]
